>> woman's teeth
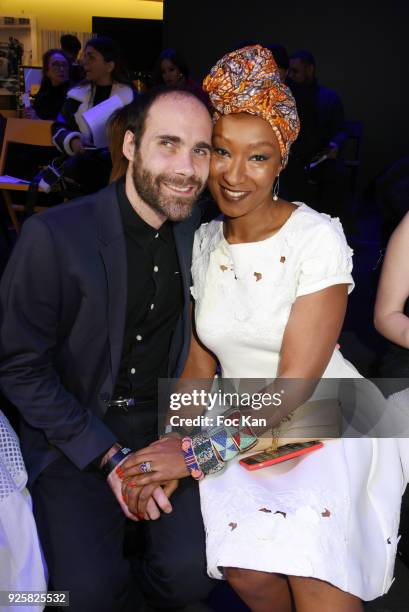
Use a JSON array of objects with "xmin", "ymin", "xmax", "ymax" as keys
[{"xmin": 222, "ymin": 186, "xmax": 248, "ymax": 199}]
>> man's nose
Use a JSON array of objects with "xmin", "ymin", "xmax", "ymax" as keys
[{"xmin": 174, "ymin": 151, "xmax": 196, "ymax": 176}]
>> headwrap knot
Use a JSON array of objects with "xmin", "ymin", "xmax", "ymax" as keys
[{"xmin": 203, "ymin": 45, "xmax": 300, "ymax": 167}]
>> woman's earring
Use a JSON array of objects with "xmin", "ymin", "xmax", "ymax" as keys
[{"xmin": 272, "ymin": 175, "xmax": 280, "ymax": 201}]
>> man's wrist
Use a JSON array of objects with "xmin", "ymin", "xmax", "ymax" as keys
[
  {"xmin": 101, "ymin": 445, "xmax": 133, "ymax": 478},
  {"xmin": 100, "ymin": 443, "xmax": 122, "ymax": 469}
]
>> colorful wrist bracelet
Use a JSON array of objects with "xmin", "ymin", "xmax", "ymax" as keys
[
  {"xmin": 101, "ymin": 446, "xmax": 133, "ymax": 478},
  {"xmin": 208, "ymin": 425, "xmax": 240, "ymax": 462},
  {"xmin": 191, "ymin": 432, "xmax": 225, "ymax": 476},
  {"xmin": 224, "ymin": 409, "xmax": 258, "ymax": 452},
  {"xmin": 181, "ymin": 437, "xmax": 204, "ymax": 481}
]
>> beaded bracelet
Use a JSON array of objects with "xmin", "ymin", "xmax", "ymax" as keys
[
  {"xmin": 191, "ymin": 432, "xmax": 225, "ymax": 476},
  {"xmin": 180, "ymin": 436, "xmax": 204, "ymax": 481},
  {"xmin": 224, "ymin": 409, "xmax": 258, "ymax": 452},
  {"xmin": 208, "ymin": 425, "xmax": 240, "ymax": 462}
]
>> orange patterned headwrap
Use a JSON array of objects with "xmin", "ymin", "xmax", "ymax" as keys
[{"xmin": 203, "ymin": 45, "xmax": 300, "ymax": 167}]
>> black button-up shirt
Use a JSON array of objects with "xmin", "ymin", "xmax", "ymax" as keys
[{"xmin": 114, "ymin": 180, "xmax": 183, "ymax": 400}]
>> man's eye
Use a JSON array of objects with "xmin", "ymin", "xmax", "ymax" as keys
[
  {"xmin": 250, "ymin": 154, "xmax": 268, "ymax": 162},
  {"xmin": 160, "ymin": 140, "xmax": 174, "ymax": 148},
  {"xmin": 194, "ymin": 148, "xmax": 210, "ymax": 156}
]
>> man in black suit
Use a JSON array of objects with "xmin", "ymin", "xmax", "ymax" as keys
[{"xmin": 0, "ymin": 88, "xmax": 214, "ymax": 611}]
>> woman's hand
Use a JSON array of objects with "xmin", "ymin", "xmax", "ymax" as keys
[
  {"xmin": 70, "ymin": 134, "xmax": 92, "ymax": 155},
  {"xmin": 121, "ymin": 480, "xmax": 179, "ymax": 519},
  {"xmin": 70, "ymin": 137, "xmax": 84, "ymax": 155},
  {"xmin": 118, "ymin": 437, "xmax": 190, "ymax": 487}
]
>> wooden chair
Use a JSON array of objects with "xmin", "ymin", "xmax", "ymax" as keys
[{"xmin": 0, "ymin": 118, "xmax": 53, "ymax": 233}]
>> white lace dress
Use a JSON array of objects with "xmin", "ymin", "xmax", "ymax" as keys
[
  {"xmin": 0, "ymin": 411, "xmax": 47, "ymax": 611},
  {"xmin": 190, "ymin": 204, "xmax": 404, "ymax": 601}
]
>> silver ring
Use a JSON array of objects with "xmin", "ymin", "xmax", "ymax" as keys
[{"xmin": 139, "ymin": 461, "xmax": 152, "ymax": 473}]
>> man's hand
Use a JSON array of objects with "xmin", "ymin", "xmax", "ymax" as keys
[
  {"xmin": 118, "ymin": 437, "xmax": 189, "ymax": 487},
  {"xmin": 121, "ymin": 480, "xmax": 179, "ymax": 519},
  {"xmin": 106, "ymin": 468, "xmax": 140, "ymax": 521},
  {"xmin": 326, "ymin": 142, "xmax": 339, "ymax": 160}
]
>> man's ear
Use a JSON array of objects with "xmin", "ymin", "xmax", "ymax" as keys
[
  {"xmin": 307, "ymin": 64, "xmax": 315, "ymax": 80},
  {"xmin": 123, "ymin": 130, "xmax": 136, "ymax": 162}
]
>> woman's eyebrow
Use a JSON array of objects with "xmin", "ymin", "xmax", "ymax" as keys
[{"xmin": 213, "ymin": 135, "xmax": 275, "ymax": 149}]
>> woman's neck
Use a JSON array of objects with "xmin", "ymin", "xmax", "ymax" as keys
[
  {"xmin": 223, "ymin": 199, "xmax": 295, "ymax": 244},
  {"xmin": 94, "ymin": 77, "xmax": 113, "ymax": 87}
]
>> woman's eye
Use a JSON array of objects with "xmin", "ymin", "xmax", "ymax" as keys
[
  {"xmin": 250, "ymin": 154, "xmax": 268, "ymax": 162},
  {"xmin": 213, "ymin": 147, "xmax": 229, "ymax": 157}
]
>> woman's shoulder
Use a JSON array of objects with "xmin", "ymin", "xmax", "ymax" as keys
[
  {"xmin": 290, "ymin": 202, "xmax": 349, "ymax": 243},
  {"xmin": 394, "ymin": 211, "xmax": 409, "ymax": 240},
  {"xmin": 193, "ymin": 217, "xmax": 223, "ymax": 254},
  {"xmin": 111, "ymin": 82, "xmax": 135, "ymax": 104},
  {"xmin": 67, "ymin": 82, "xmax": 91, "ymax": 102}
]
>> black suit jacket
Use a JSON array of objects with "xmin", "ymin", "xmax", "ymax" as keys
[{"xmin": 0, "ymin": 182, "xmax": 200, "ymax": 484}]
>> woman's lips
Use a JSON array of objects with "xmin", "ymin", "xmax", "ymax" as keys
[{"xmin": 220, "ymin": 185, "xmax": 250, "ymax": 202}]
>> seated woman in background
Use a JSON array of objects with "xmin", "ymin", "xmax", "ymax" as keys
[
  {"xmin": 52, "ymin": 36, "xmax": 134, "ymax": 193},
  {"xmin": 28, "ymin": 49, "xmax": 70, "ymax": 120},
  {"xmin": 375, "ymin": 211, "xmax": 409, "ymax": 378},
  {"xmin": 155, "ymin": 48, "xmax": 209, "ymax": 106},
  {"xmin": 106, "ymin": 101, "xmax": 140, "ymax": 183},
  {"xmin": 374, "ymin": 211, "xmax": 409, "ymax": 546}
]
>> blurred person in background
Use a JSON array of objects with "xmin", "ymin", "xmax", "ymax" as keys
[
  {"xmin": 375, "ymin": 211, "xmax": 409, "ymax": 378},
  {"xmin": 156, "ymin": 48, "xmax": 209, "ymax": 106},
  {"xmin": 266, "ymin": 43, "xmax": 289, "ymax": 82},
  {"xmin": 60, "ymin": 34, "xmax": 83, "ymax": 84},
  {"xmin": 106, "ymin": 101, "xmax": 140, "ymax": 182},
  {"xmin": 52, "ymin": 36, "xmax": 134, "ymax": 193},
  {"xmin": 26, "ymin": 49, "xmax": 70, "ymax": 120},
  {"xmin": 0, "ymin": 51, "xmax": 9, "ymax": 79},
  {"xmin": 282, "ymin": 49, "xmax": 348, "ymax": 221}
]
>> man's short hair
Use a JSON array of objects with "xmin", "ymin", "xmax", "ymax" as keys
[
  {"xmin": 60, "ymin": 34, "xmax": 81, "ymax": 57},
  {"xmin": 290, "ymin": 49, "xmax": 316, "ymax": 67},
  {"xmin": 126, "ymin": 86, "xmax": 211, "ymax": 150}
]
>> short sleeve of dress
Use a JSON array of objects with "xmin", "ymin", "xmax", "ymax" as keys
[
  {"xmin": 296, "ymin": 217, "xmax": 354, "ymax": 298},
  {"xmin": 190, "ymin": 229, "xmax": 202, "ymax": 301},
  {"xmin": 190, "ymin": 220, "xmax": 223, "ymax": 302}
]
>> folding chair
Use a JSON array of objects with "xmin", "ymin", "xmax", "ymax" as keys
[{"xmin": 0, "ymin": 118, "xmax": 53, "ymax": 233}]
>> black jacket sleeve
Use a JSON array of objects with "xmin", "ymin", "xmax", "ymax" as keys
[
  {"xmin": 52, "ymin": 96, "xmax": 82, "ymax": 156},
  {"xmin": 0, "ymin": 216, "xmax": 116, "ymax": 469}
]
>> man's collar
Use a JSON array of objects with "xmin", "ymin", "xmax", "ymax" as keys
[{"xmin": 117, "ymin": 178, "xmax": 172, "ymax": 245}]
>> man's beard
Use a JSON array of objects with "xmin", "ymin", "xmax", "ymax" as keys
[{"xmin": 132, "ymin": 155, "xmax": 205, "ymax": 222}]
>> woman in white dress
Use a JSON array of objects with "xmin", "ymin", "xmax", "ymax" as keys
[
  {"xmin": 0, "ymin": 410, "xmax": 47, "ymax": 611},
  {"xmin": 121, "ymin": 46, "xmax": 405, "ymax": 611}
]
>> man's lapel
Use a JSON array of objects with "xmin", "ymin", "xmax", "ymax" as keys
[
  {"xmin": 172, "ymin": 206, "xmax": 201, "ymax": 303},
  {"xmin": 95, "ymin": 183, "xmax": 127, "ymax": 391}
]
